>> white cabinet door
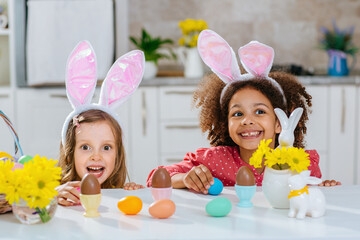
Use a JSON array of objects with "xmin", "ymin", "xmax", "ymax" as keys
[
  {"xmin": 16, "ymin": 88, "xmax": 72, "ymax": 160},
  {"xmin": 128, "ymin": 87, "xmax": 159, "ymax": 185},
  {"xmin": 0, "ymin": 89, "xmax": 15, "ymax": 154},
  {"xmin": 305, "ymin": 86, "xmax": 329, "ymax": 180},
  {"xmin": 327, "ymin": 85, "xmax": 357, "ymax": 184}
]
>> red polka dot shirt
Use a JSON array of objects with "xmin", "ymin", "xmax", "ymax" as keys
[{"xmin": 146, "ymin": 146, "xmax": 321, "ymax": 187}]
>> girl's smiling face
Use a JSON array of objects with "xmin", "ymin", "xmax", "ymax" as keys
[
  {"xmin": 228, "ymin": 87, "xmax": 281, "ymax": 159},
  {"xmin": 74, "ymin": 120, "xmax": 117, "ymax": 184}
]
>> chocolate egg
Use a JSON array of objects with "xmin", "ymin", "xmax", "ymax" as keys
[
  {"xmin": 81, "ymin": 173, "xmax": 101, "ymax": 194},
  {"xmin": 236, "ymin": 166, "xmax": 255, "ymax": 186},
  {"xmin": 152, "ymin": 168, "xmax": 171, "ymax": 188}
]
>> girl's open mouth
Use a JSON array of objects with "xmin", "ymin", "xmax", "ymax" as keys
[
  {"xmin": 87, "ymin": 166, "xmax": 105, "ymax": 178},
  {"xmin": 240, "ymin": 131, "xmax": 262, "ymax": 138}
]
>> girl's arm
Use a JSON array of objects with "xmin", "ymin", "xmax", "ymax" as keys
[{"xmin": 171, "ymin": 164, "xmax": 214, "ymax": 194}]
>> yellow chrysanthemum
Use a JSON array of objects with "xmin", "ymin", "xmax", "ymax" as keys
[
  {"xmin": 264, "ymin": 147, "xmax": 289, "ymax": 169},
  {"xmin": 21, "ymin": 155, "xmax": 61, "ymax": 208},
  {"xmin": 2, "ymin": 169, "xmax": 27, "ymax": 205},
  {"xmin": 178, "ymin": 19, "xmax": 208, "ymax": 47},
  {"xmin": 287, "ymin": 147, "xmax": 310, "ymax": 173},
  {"xmin": 249, "ymin": 139, "xmax": 272, "ymax": 168}
]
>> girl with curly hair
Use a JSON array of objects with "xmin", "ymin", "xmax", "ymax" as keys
[{"xmin": 147, "ymin": 30, "xmax": 340, "ymax": 193}]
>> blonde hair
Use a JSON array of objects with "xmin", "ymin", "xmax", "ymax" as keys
[{"xmin": 59, "ymin": 109, "xmax": 128, "ymax": 188}]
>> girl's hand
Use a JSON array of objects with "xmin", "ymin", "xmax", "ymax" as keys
[
  {"xmin": 124, "ymin": 182, "xmax": 145, "ymax": 190},
  {"xmin": 55, "ymin": 181, "xmax": 81, "ymax": 206},
  {"xmin": 318, "ymin": 179, "xmax": 342, "ymax": 187},
  {"xmin": 183, "ymin": 164, "xmax": 214, "ymax": 194}
]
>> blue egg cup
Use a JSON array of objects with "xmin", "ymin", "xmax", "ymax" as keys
[
  {"xmin": 235, "ymin": 185, "xmax": 256, "ymax": 208},
  {"xmin": 208, "ymin": 178, "xmax": 223, "ymax": 195}
]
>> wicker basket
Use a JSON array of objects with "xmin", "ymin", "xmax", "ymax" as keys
[{"xmin": 0, "ymin": 110, "xmax": 24, "ymax": 214}]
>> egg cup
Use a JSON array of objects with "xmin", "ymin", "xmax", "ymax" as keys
[
  {"xmin": 235, "ymin": 185, "xmax": 256, "ymax": 208},
  {"xmin": 151, "ymin": 187, "xmax": 172, "ymax": 201},
  {"xmin": 80, "ymin": 193, "xmax": 101, "ymax": 217}
]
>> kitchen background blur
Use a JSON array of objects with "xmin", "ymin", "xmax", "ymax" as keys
[{"xmin": 0, "ymin": 0, "xmax": 359, "ymax": 185}]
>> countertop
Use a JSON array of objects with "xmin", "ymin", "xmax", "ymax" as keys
[
  {"xmin": 1, "ymin": 186, "xmax": 360, "ymax": 239},
  {"xmin": 139, "ymin": 75, "xmax": 360, "ymax": 87}
]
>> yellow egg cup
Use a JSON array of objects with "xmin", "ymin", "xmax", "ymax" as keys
[{"xmin": 80, "ymin": 193, "xmax": 101, "ymax": 217}]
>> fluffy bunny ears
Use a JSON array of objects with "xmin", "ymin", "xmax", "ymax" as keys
[
  {"xmin": 197, "ymin": 30, "xmax": 286, "ymax": 104},
  {"xmin": 61, "ymin": 41, "xmax": 145, "ymax": 147}
]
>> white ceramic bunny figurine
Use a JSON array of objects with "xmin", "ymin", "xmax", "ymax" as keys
[
  {"xmin": 61, "ymin": 40, "xmax": 145, "ymax": 146},
  {"xmin": 288, "ymin": 170, "xmax": 325, "ymax": 219},
  {"xmin": 274, "ymin": 108, "xmax": 303, "ymax": 148}
]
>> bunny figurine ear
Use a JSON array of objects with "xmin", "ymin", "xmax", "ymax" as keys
[
  {"xmin": 288, "ymin": 108, "xmax": 303, "ymax": 132},
  {"xmin": 238, "ymin": 41, "xmax": 274, "ymax": 78},
  {"xmin": 99, "ymin": 50, "xmax": 145, "ymax": 109},
  {"xmin": 197, "ymin": 30, "xmax": 241, "ymax": 83},
  {"xmin": 66, "ymin": 41, "xmax": 97, "ymax": 109}
]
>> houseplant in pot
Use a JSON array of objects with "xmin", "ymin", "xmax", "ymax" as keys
[
  {"xmin": 130, "ymin": 28, "xmax": 176, "ymax": 79},
  {"xmin": 319, "ymin": 19, "xmax": 358, "ymax": 76}
]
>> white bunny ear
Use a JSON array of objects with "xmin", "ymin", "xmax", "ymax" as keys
[
  {"xmin": 197, "ymin": 30, "xmax": 241, "ymax": 83},
  {"xmin": 274, "ymin": 108, "xmax": 289, "ymax": 130},
  {"xmin": 289, "ymin": 108, "xmax": 303, "ymax": 132},
  {"xmin": 66, "ymin": 41, "xmax": 97, "ymax": 109},
  {"xmin": 301, "ymin": 170, "xmax": 322, "ymax": 185},
  {"xmin": 238, "ymin": 41, "xmax": 274, "ymax": 78},
  {"xmin": 99, "ymin": 50, "xmax": 145, "ymax": 109}
]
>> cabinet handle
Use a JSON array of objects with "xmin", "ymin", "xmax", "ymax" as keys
[
  {"xmin": 142, "ymin": 91, "xmax": 147, "ymax": 136},
  {"xmin": 50, "ymin": 93, "xmax": 97, "ymax": 99},
  {"xmin": 0, "ymin": 94, "xmax": 9, "ymax": 98},
  {"xmin": 164, "ymin": 91, "xmax": 193, "ymax": 95},
  {"xmin": 165, "ymin": 125, "xmax": 199, "ymax": 129},
  {"xmin": 341, "ymin": 88, "xmax": 345, "ymax": 133}
]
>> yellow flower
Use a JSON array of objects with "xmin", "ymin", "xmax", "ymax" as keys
[
  {"xmin": 287, "ymin": 147, "xmax": 310, "ymax": 173},
  {"xmin": 178, "ymin": 19, "xmax": 208, "ymax": 47},
  {"xmin": 264, "ymin": 147, "xmax": 290, "ymax": 169},
  {"xmin": 2, "ymin": 169, "xmax": 26, "ymax": 204},
  {"xmin": 22, "ymin": 155, "xmax": 61, "ymax": 208},
  {"xmin": 249, "ymin": 139, "xmax": 272, "ymax": 168}
]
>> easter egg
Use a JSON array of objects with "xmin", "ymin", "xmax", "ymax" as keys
[
  {"xmin": 152, "ymin": 168, "xmax": 171, "ymax": 188},
  {"xmin": 208, "ymin": 177, "xmax": 223, "ymax": 195},
  {"xmin": 81, "ymin": 173, "xmax": 101, "ymax": 195},
  {"xmin": 148, "ymin": 199, "xmax": 176, "ymax": 219},
  {"xmin": 117, "ymin": 196, "xmax": 143, "ymax": 215},
  {"xmin": 18, "ymin": 155, "xmax": 33, "ymax": 164},
  {"xmin": 205, "ymin": 197, "xmax": 232, "ymax": 217},
  {"xmin": 236, "ymin": 166, "xmax": 255, "ymax": 186}
]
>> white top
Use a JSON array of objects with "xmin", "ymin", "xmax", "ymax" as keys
[{"xmin": 1, "ymin": 185, "xmax": 360, "ymax": 239}]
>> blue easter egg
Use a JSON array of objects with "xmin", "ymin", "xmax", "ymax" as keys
[
  {"xmin": 205, "ymin": 197, "xmax": 232, "ymax": 217},
  {"xmin": 18, "ymin": 155, "xmax": 33, "ymax": 164},
  {"xmin": 208, "ymin": 177, "xmax": 223, "ymax": 195}
]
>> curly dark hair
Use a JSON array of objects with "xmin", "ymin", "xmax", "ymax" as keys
[{"xmin": 193, "ymin": 71, "xmax": 312, "ymax": 148}]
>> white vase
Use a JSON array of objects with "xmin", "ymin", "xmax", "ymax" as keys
[
  {"xmin": 178, "ymin": 47, "xmax": 204, "ymax": 78},
  {"xmin": 143, "ymin": 61, "xmax": 158, "ymax": 80},
  {"xmin": 262, "ymin": 167, "xmax": 296, "ymax": 209}
]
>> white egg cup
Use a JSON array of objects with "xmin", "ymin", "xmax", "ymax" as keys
[{"xmin": 151, "ymin": 187, "xmax": 172, "ymax": 201}]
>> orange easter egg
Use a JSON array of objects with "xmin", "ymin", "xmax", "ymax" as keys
[
  {"xmin": 148, "ymin": 199, "xmax": 176, "ymax": 219},
  {"xmin": 117, "ymin": 196, "xmax": 143, "ymax": 215}
]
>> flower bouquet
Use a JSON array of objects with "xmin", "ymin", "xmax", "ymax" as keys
[
  {"xmin": 0, "ymin": 154, "xmax": 61, "ymax": 224},
  {"xmin": 319, "ymin": 19, "xmax": 358, "ymax": 76},
  {"xmin": 249, "ymin": 139, "xmax": 310, "ymax": 208},
  {"xmin": 178, "ymin": 19, "xmax": 208, "ymax": 48},
  {"xmin": 249, "ymin": 139, "xmax": 310, "ymax": 173}
]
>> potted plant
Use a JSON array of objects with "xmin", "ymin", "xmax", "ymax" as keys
[
  {"xmin": 319, "ymin": 19, "xmax": 358, "ymax": 76},
  {"xmin": 130, "ymin": 28, "xmax": 176, "ymax": 79}
]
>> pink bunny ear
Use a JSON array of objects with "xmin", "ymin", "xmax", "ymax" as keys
[
  {"xmin": 66, "ymin": 41, "xmax": 97, "ymax": 108},
  {"xmin": 197, "ymin": 30, "xmax": 241, "ymax": 83},
  {"xmin": 238, "ymin": 41, "xmax": 274, "ymax": 78},
  {"xmin": 99, "ymin": 50, "xmax": 145, "ymax": 109}
]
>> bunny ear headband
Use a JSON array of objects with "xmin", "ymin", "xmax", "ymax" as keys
[
  {"xmin": 61, "ymin": 41, "xmax": 145, "ymax": 147},
  {"xmin": 197, "ymin": 29, "xmax": 286, "ymax": 105}
]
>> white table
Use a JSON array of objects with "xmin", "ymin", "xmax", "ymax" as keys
[{"xmin": 1, "ymin": 186, "xmax": 360, "ymax": 239}]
